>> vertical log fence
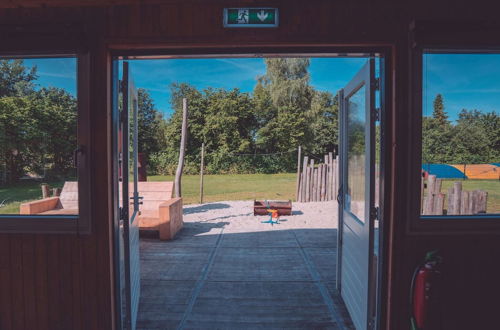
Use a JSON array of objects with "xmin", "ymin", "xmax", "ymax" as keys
[
  {"xmin": 422, "ymin": 174, "xmax": 488, "ymax": 215},
  {"xmin": 297, "ymin": 152, "xmax": 339, "ymax": 202}
]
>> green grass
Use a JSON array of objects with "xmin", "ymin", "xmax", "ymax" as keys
[
  {"xmin": 149, "ymin": 173, "xmax": 298, "ymax": 204},
  {"xmin": 0, "ymin": 180, "xmax": 65, "ymax": 214},
  {"xmin": 425, "ymin": 179, "xmax": 500, "ymax": 214},
  {"xmin": 1, "ymin": 175, "xmax": 498, "ymax": 214}
]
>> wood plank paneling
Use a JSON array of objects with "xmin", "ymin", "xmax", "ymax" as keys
[
  {"xmin": 34, "ymin": 235, "xmax": 49, "ymax": 330},
  {"xmin": 0, "ymin": 235, "xmax": 13, "ymax": 330},
  {"xmin": 10, "ymin": 235, "xmax": 25, "ymax": 330},
  {"xmin": 21, "ymin": 236, "xmax": 36, "ymax": 329}
]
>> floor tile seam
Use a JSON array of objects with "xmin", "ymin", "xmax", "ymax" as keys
[
  {"xmin": 175, "ymin": 228, "xmax": 225, "ymax": 330},
  {"xmin": 291, "ymin": 229, "xmax": 346, "ymax": 330}
]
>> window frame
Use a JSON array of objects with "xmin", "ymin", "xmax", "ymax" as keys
[
  {"xmin": 409, "ymin": 41, "xmax": 500, "ymax": 233},
  {"xmin": 0, "ymin": 52, "xmax": 91, "ymax": 234}
]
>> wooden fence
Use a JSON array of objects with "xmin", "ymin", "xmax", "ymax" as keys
[
  {"xmin": 421, "ymin": 174, "xmax": 488, "ymax": 215},
  {"xmin": 297, "ymin": 152, "xmax": 339, "ymax": 202}
]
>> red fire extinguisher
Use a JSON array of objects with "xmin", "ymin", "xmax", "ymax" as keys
[{"xmin": 410, "ymin": 250, "xmax": 443, "ymax": 330}]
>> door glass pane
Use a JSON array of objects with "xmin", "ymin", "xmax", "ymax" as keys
[{"xmin": 346, "ymin": 85, "xmax": 366, "ymax": 222}]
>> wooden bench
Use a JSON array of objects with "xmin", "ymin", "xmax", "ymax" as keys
[
  {"xmin": 20, "ymin": 181, "xmax": 183, "ymax": 240},
  {"xmin": 135, "ymin": 182, "xmax": 183, "ymax": 240},
  {"xmin": 20, "ymin": 182, "xmax": 78, "ymax": 215}
]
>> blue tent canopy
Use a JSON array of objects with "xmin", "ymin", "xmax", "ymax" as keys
[
  {"xmin": 422, "ymin": 164, "xmax": 466, "ymax": 179},
  {"xmin": 491, "ymin": 163, "xmax": 500, "ymax": 167}
]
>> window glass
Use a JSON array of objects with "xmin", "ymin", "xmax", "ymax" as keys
[
  {"xmin": 0, "ymin": 57, "xmax": 78, "ymax": 216},
  {"xmin": 421, "ymin": 53, "xmax": 500, "ymax": 216},
  {"xmin": 347, "ymin": 85, "xmax": 366, "ymax": 221}
]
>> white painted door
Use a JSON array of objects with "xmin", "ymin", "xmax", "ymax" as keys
[
  {"xmin": 338, "ymin": 59, "xmax": 376, "ymax": 330},
  {"xmin": 120, "ymin": 61, "xmax": 141, "ymax": 330}
]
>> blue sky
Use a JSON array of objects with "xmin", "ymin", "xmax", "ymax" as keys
[
  {"xmin": 125, "ymin": 57, "xmax": 368, "ymax": 116},
  {"xmin": 20, "ymin": 54, "xmax": 500, "ymax": 122},
  {"xmin": 423, "ymin": 54, "xmax": 500, "ymax": 121}
]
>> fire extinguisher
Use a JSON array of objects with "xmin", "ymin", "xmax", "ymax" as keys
[{"xmin": 410, "ymin": 250, "xmax": 443, "ymax": 330}]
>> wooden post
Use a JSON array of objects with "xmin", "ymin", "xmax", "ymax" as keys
[
  {"xmin": 318, "ymin": 163, "xmax": 323, "ymax": 201},
  {"xmin": 41, "ymin": 184, "xmax": 49, "ymax": 199},
  {"xmin": 447, "ymin": 187, "xmax": 454, "ymax": 215},
  {"xmin": 449, "ymin": 182, "xmax": 462, "ymax": 215},
  {"xmin": 460, "ymin": 191, "xmax": 470, "ymax": 215},
  {"xmin": 296, "ymin": 146, "xmax": 302, "ymax": 202},
  {"xmin": 304, "ymin": 157, "xmax": 311, "ymax": 202},
  {"xmin": 434, "ymin": 193, "xmax": 445, "ymax": 215},
  {"xmin": 174, "ymin": 98, "xmax": 188, "ymax": 198},
  {"xmin": 301, "ymin": 156, "xmax": 308, "ymax": 202},
  {"xmin": 52, "ymin": 187, "xmax": 61, "ymax": 197},
  {"xmin": 326, "ymin": 154, "xmax": 331, "ymax": 200},
  {"xmin": 477, "ymin": 190, "xmax": 488, "ymax": 214},
  {"xmin": 199, "ymin": 142, "xmax": 205, "ymax": 204},
  {"xmin": 469, "ymin": 190, "xmax": 478, "ymax": 214},
  {"xmin": 315, "ymin": 166, "xmax": 320, "ymax": 201},
  {"xmin": 309, "ymin": 159, "xmax": 314, "ymax": 202},
  {"xmin": 427, "ymin": 175, "xmax": 436, "ymax": 198}
]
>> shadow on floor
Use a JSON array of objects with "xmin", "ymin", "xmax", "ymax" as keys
[{"xmin": 183, "ymin": 202, "xmax": 231, "ymax": 215}]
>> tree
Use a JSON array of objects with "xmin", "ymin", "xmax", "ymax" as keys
[
  {"xmin": 255, "ymin": 58, "xmax": 313, "ymax": 153},
  {"xmin": 450, "ymin": 109, "xmax": 499, "ymax": 164},
  {"xmin": 432, "ymin": 94, "xmax": 448, "ymax": 126},
  {"xmin": 422, "ymin": 94, "xmax": 453, "ymax": 164},
  {"xmin": 137, "ymin": 88, "xmax": 164, "ymax": 160},
  {"xmin": 0, "ymin": 59, "xmax": 38, "ymax": 97},
  {"xmin": 308, "ymin": 91, "xmax": 339, "ymax": 155}
]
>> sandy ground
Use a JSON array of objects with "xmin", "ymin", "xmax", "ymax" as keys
[{"xmin": 182, "ymin": 200, "xmax": 339, "ymax": 233}]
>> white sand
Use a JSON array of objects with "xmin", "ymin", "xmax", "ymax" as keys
[{"xmin": 182, "ymin": 200, "xmax": 338, "ymax": 234}]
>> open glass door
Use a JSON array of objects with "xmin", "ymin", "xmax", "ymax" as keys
[
  {"xmin": 337, "ymin": 58, "xmax": 377, "ymax": 330},
  {"xmin": 117, "ymin": 61, "xmax": 141, "ymax": 330}
]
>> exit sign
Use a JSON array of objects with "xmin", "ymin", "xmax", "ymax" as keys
[{"xmin": 223, "ymin": 8, "xmax": 279, "ymax": 28}]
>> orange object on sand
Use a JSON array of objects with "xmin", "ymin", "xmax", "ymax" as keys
[{"xmin": 268, "ymin": 209, "xmax": 279, "ymax": 219}]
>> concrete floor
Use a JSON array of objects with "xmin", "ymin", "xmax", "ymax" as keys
[{"xmin": 137, "ymin": 201, "xmax": 354, "ymax": 329}]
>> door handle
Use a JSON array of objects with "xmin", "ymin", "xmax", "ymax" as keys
[{"xmin": 73, "ymin": 145, "xmax": 85, "ymax": 168}]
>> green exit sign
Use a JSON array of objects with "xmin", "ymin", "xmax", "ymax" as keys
[{"xmin": 224, "ymin": 8, "xmax": 279, "ymax": 28}]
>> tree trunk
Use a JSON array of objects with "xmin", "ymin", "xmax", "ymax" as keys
[{"xmin": 174, "ymin": 98, "xmax": 188, "ymax": 198}]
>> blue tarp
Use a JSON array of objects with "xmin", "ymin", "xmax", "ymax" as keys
[
  {"xmin": 491, "ymin": 163, "xmax": 500, "ymax": 167},
  {"xmin": 422, "ymin": 164, "xmax": 467, "ymax": 179}
]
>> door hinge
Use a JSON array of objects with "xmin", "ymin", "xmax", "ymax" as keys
[
  {"xmin": 374, "ymin": 77, "xmax": 381, "ymax": 90},
  {"xmin": 370, "ymin": 206, "xmax": 380, "ymax": 221}
]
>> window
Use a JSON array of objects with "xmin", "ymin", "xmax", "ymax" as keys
[
  {"xmin": 0, "ymin": 54, "xmax": 90, "ymax": 233},
  {"xmin": 420, "ymin": 52, "xmax": 500, "ymax": 218}
]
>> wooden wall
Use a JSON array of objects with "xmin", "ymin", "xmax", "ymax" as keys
[{"xmin": 0, "ymin": 1, "xmax": 499, "ymax": 329}]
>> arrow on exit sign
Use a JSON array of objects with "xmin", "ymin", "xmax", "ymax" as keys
[{"xmin": 224, "ymin": 8, "xmax": 279, "ymax": 28}]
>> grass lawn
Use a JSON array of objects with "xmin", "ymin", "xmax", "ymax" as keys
[
  {"xmin": 149, "ymin": 173, "xmax": 297, "ymax": 204},
  {"xmin": 0, "ymin": 180, "xmax": 65, "ymax": 214},
  {"xmin": 1, "ymin": 175, "xmax": 498, "ymax": 214}
]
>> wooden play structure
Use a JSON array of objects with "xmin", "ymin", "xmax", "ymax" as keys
[
  {"xmin": 296, "ymin": 152, "xmax": 339, "ymax": 202},
  {"xmin": 20, "ymin": 181, "xmax": 183, "ymax": 240},
  {"xmin": 421, "ymin": 175, "xmax": 488, "ymax": 215}
]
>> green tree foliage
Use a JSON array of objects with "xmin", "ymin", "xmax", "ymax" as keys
[
  {"xmin": 255, "ymin": 58, "xmax": 313, "ymax": 153},
  {"xmin": 0, "ymin": 59, "xmax": 37, "ymax": 97},
  {"xmin": 432, "ymin": 93, "xmax": 448, "ymax": 126},
  {"xmin": 309, "ymin": 91, "xmax": 339, "ymax": 154},
  {"xmin": 0, "ymin": 60, "xmax": 77, "ymax": 184},
  {"xmin": 137, "ymin": 88, "xmax": 165, "ymax": 160},
  {"xmin": 422, "ymin": 95, "xmax": 500, "ymax": 165}
]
